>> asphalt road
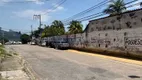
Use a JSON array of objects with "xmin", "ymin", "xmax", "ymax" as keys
[{"xmin": 5, "ymin": 45, "xmax": 142, "ymax": 80}]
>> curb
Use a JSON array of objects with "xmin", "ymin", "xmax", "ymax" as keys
[
  {"xmin": 17, "ymin": 55, "xmax": 38, "ymax": 80},
  {"xmin": 67, "ymin": 49, "xmax": 142, "ymax": 66}
]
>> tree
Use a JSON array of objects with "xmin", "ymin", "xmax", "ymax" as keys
[
  {"xmin": 41, "ymin": 20, "xmax": 65, "ymax": 38},
  {"xmin": 33, "ymin": 27, "xmax": 44, "ymax": 38},
  {"xmin": 51, "ymin": 20, "xmax": 65, "ymax": 36},
  {"xmin": 41, "ymin": 25, "xmax": 50, "ymax": 38},
  {"xmin": 103, "ymin": 0, "xmax": 126, "ymax": 15},
  {"xmin": 20, "ymin": 34, "xmax": 31, "ymax": 44},
  {"xmin": 68, "ymin": 20, "xmax": 83, "ymax": 34}
]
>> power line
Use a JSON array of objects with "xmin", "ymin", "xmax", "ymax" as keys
[
  {"xmin": 63, "ymin": 0, "xmax": 140, "ymax": 25},
  {"xmin": 42, "ymin": 0, "xmax": 67, "ymax": 15},
  {"xmin": 33, "ymin": 0, "xmax": 67, "ymax": 29},
  {"xmin": 62, "ymin": 0, "xmax": 110, "ymax": 22},
  {"xmin": 1, "ymin": 0, "xmax": 50, "ymax": 4}
]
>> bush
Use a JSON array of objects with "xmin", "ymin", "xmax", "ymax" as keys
[
  {"xmin": 20, "ymin": 34, "xmax": 31, "ymax": 44},
  {"xmin": 0, "ymin": 46, "xmax": 6, "ymax": 58}
]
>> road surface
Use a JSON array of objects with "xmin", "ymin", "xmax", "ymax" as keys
[{"xmin": 5, "ymin": 45, "xmax": 142, "ymax": 80}]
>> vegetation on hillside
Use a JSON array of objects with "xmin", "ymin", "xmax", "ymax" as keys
[
  {"xmin": 0, "ymin": 37, "xmax": 9, "ymax": 44},
  {"xmin": 0, "ymin": 30, "xmax": 21, "ymax": 41}
]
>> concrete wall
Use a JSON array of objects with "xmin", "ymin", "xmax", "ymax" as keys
[
  {"xmin": 69, "ymin": 9, "xmax": 142, "ymax": 55},
  {"xmin": 86, "ymin": 9, "xmax": 142, "ymax": 53}
]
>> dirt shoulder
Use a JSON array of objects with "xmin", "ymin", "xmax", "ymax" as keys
[{"xmin": 0, "ymin": 45, "xmax": 35, "ymax": 80}]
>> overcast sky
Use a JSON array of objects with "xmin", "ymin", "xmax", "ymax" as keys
[{"xmin": 0, "ymin": 0, "xmax": 141, "ymax": 33}]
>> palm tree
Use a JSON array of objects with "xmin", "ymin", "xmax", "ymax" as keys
[
  {"xmin": 104, "ymin": 0, "xmax": 126, "ymax": 15},
  {"xmin": 68, "ymin": 20, "xmax": 83, "ymax": 34},
  {"xmin": 51, "ymin": 20, "xmax": 65, "ymax": 36}
]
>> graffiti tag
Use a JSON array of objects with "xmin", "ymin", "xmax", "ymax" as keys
[
  {"xmin": 91, "ymin": 37, "xmax": 111, "ymax": 45},
  {"xmin": 125, "ymin": 37, "xmax": 142, "ymax": 46}
]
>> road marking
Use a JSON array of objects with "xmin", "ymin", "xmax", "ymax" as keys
[{"xmin": 67, "ymin": 50, "xmax": 142, "ymax": 66}]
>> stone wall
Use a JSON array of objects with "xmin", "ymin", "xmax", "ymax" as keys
[
  {"xmin": 86, "ymin": 9, "xmax": 142, "ymax": 53},
  {"xmin": 68, "ymin": 9, "xmax": 142, "ymax": 54}
]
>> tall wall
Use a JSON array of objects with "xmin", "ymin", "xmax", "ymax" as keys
[
  {"xmin": 69, "ymin": 9, "xmax": 142, "ymax": 54},
  {"xmin": 86, "ymin": 9, "xmax": 142, "ymax": 53}
]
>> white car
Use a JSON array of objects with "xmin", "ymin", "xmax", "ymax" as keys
[{"xmin": 30, "ymin": 42, "xmax": 35, "ymax": 45}]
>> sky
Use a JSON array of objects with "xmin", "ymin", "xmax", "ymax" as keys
[{"xmin": 0, "ymin": 0, "xmax": 142, "ymax": 33}]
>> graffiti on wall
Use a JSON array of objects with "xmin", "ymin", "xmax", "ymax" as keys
[
  {"xmin": 91, "ymin": 37, "xmax": 111, "ymax": 45},
  {"xmin": 124, "ymin": 37, "xmax": 142, "ymax": 46}
]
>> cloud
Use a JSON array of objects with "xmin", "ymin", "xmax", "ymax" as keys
[
  {"xmin": 0, "ymin": 0, "xmax": 45, "ymax": 6},
  {"xmin": 13, "ymin": 10, "xmax": 50, "ymax": 22},
  {"xmin": 45, "ymin": 4, "xmax": 64, "ymax": 13},
  {"xmin": 25, "ymin": 0, "xmax": 45, "ymax": 5},
  {"xmin": 0, "ymin": 0, "xmax": 12, "ymax": 6},
  {"xmin": 13, "ymin": 5, "xmax": 64, "ymax": 22}
]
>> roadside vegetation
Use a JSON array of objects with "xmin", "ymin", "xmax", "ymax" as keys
[
  {"xmin": 0, "ymin": 45, "xmax": 12, "ymax": 60},
  {"xmin": 20, "ymin": 34, "xmax": 31, "ymax": 44},
  {"xmin": 32, "ymin": 20, "xmax": 83, "ymax": 39},
  {"xmin": 0, "ymin": 45, "xmax": 7, "ymax": 59}
]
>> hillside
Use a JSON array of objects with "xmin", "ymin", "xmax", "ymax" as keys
[{"xmin": 0, "ymin": 29, "xmax": 21, "ymax": 41}]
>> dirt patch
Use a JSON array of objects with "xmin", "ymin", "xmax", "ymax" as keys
[{"xmin": 0, "ymin": 46, "xmax": 32, "ymax": 80}]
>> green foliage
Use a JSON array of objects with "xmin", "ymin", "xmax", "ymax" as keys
[
  {"xmin": 41, "ymin": 25, "xmax": 51, "ymax": 38},
  {"xmin": 68, "ymin": 20, "xmax": 83, "ymax": 34},
  {"xmin": 51, "ymin": 20, "xmax": 65, "ymax": 36},
  {"xmin": 33, "ymin": 27, "xmax": 44, "ymax": 38},
  {"xmin": 41, "ymin": 20, "xmax": 65, "ymax": 38},
  {"xmin": 0, "ymin": 46, "xmax": 6, "ymax": 58},
  {"xmin": 20, "ymin": 34, "xmax": 31, "ymax": 44},
  {"xmin": 103, "ymin": 0, "xmax": 126, "ymax": 15}
]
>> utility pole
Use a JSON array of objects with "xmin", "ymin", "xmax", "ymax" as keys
[
  {"xmin": 0, "ymin": 27, "xmax": 4, "ymax": 44},
  {"xmin": 2, "ymin": 30, "xmax": 4, "ymax": 45},
  {"xmin": 31, "ymin": 25, "xmax": 33, "ymax": 36},
  {"xmin": 33, "ymin": 14, "xmax": 42, "ymax": 38},
  {"xmin": 31, "ymin": 25, "xmax": 33, "ymax": 40},
  {"xmin": 33, "ymin": 14, "xmax": 42, "ymax": 28}
]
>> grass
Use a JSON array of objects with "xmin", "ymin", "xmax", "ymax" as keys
[
  {"xmin": 0, "ymin": 45, "xmax": 6, "ymax": 58},
  {"xmin": 0, "ymin": 45, "xmax": 13, "ymax": 60}
]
